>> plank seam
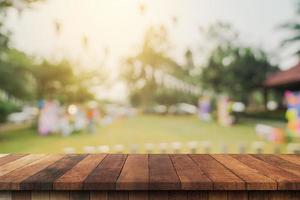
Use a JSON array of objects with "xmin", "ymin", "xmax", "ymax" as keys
[
  {"xmin": 114, "ymin": 154, "xmax": 128, "ymax": 190},
  {"xmin": 188, "ymin": 154, "xmax": 214, "ymax": 184},
  {"xmin": 210, "ymin": 155, "xmax": 249, "ymax": 189},
  {"xmin": 168, "ymin": 154, "xmax": 182, "ymax": 190},
  {"xmin": 238, "ymin": 155, "xmax": 279, "ymax": 190}
]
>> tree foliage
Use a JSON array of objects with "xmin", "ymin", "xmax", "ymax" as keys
[
  {"xmin": 201, "ymin": 23, "xmax": 278, "ymax": 103},
  {"xmin": 281, "ymin": 0, "xmax": 300, "ymax": 57}
]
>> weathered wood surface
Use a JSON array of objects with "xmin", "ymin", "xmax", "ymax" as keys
[
  {"xmin": 0, "ymin": 191, "xmax": 300, "ymax": 200},
  {"xmin": 0, "ymin": 154, "xmax": 299, "ymax": 191}
]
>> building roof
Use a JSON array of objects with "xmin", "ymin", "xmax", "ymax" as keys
[{"xmin": 264, "ymin": 62, "xmax": 300, "ymax": 88}]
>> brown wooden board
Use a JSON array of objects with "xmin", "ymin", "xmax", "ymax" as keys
[
  {"xmin": 253, "ymin": 155, "xmax": 300, "ymax": 176},
  {"xmin": 54, "ymin": 154, "xmax": 106, "ymax": 190},
  {"xmin": 90, "ymin": 191, "xmax": 107, "ymax": 200},
  {"xmin": 190, "ymin": 155, "xmax": 245, "ymax": 190},
  {"xmin": 278, "ymin": 155, "xmax": 300, "ymax": 166},
  {"xmin": 0, "ymin": 154, "xmax": 65, "ymax": 190},
  {"xmin": 69, "ymin": 192, "xmax": 89, "ymax": 200},
  {"xmin": 187, "ymin": 191, "xmax": 208, "ymax": 200},
  {"xmin": 117, "ymin": 155, "xmax": 148, "ymax": 190},
  {"xmin": 148, "ymin": 154, "xmax": 180, "ymax": 190},
  {"xmin": 0, "ymin": 154, "xmax": 27, "ymax": 167},
  {"xmin": 84, "ymin": 154, "xmax": 127, "ymax": 190},
  {"xmin": 12, "ymin": 191, "xmax": 31, "ymax": 200},
  {"xmin": 232, "ymin": 154, "xmax": 300, "ymax": 190},
  {"xmin": 0, "ymin": 155, "xmax": 44, "ymax": 177},
  {"xmin": 128, "ymin": 191, "xmax": 148, "ymax": 200},
  {"xmin": 212, "ymin": 154, "xmax": 277, "ymax": 190},
  {"xmin": 50, "ymin": 191, "xmax": 70, "ymax": 200},
  {"xmin": 108, "ymin": 191, "xmax": 128, "ymax": 200},
  {"xmin": 227, "ymin": 191, "xmax": 247, "ymax": 200},
  {"xmin": 20, "ymin": 154, "xmax": 86, "ymax": 190},
  {"xmin": 170, "ymin": 154, "xmax": 212, "ymax": 190}
]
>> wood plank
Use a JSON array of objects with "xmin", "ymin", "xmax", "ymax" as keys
[
  {"xmin": 248, "ymin": 191, "xmax": 268, "ymax": 200},
  {"xmin": 232, "ymin": 154, "xmax": 300, "ymax": 190},
  {"xmin": 0, "ymin": 191, "xmax": 11, "ymax": 200},
  {"xmin": 208, "ymin": 191, "xmax": 227, "ymax": 200},
  {"xmin": 128, "ymin": 191, "xmax": 148, "ymax": 200},
  {"xmin": 0, "ymin": 154, "xmax": 65, "ymax": 190},
  {"xmin": 0, "ymin": 154, "xmax": 27, "ymax": 167},
  {"xmin": 84, "ymin": 154, "xmax": 127, "ymax": 190},
  {"xmin": 190, "ymin": 155, "xmax": 245, "ymax": 190},
  {"xmin": 20, "ymin": 154, "xmax": 86, "ymax": 190},
  {"xmin": 149, "ymin": 154, "xmax": 180, "ymax": 190},
  {"xmin": 212, "ymin": 154, "xmax": 276, "ymax": 190},
  {"xmin": 254, "ymin": 155, "xmax": 300, "ymax": 176},
  {"xmin": 50, "ymin": 191, "xmax": 69, "ymax": 200},
  {"xmin": 187, "ymin": 191, "xmax": 208, "ymax": 200},
  {"xmin": 90, "ymin": 191, "xmax": 107, "ymax": 200},
  {"xmin": 11, "ymin": 191, "xmax": 31, "ymax": 200},
  {"xmin": 168, "ymin": 191, "xmax": 187, "ymax": 200},
  {"xmin": 54, "ymin": 154, "xmax": 106, "ymax": 190},
  {"xmin": 170, "ymin": 154, "xmax": 212, "ymax": 190},
  {"xmin": 108, "ymin": 191, "xmax": 128, "ymax": 200},
  {"xmin": 70, "ymin": 192, "xmax": 89, "ymax": 200},
  {"xmin": 278, "ymin": 155, "xmax": 300, "ymax": 166},
  {"xmin": 117, "ymin": 155, "xmax": 148, "ymax": 190},
  {"xmin": 0, "ymin": 154, "xmax": 44, "ymax": 177},
  {"xmin": 32, "ymin": 191, "xmax": 49, "ymax": 200},
  {"xmin": 227, "ymin": 191, "xmax": 247, "ymax": 200},
  {"xmin": 268, "ymin": 191, "xmax": 294, "ymax": 200},
  {"xmin": 149, "ymin": 191, "xmax": 168, "ymax": 200}
]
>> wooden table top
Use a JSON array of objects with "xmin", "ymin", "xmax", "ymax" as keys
[{"xmin": 0, "ymin": 154, "xmax": 299, "ymax": 191}]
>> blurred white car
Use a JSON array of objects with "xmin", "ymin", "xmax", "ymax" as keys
[{"xmin": 7, "ymin": 106, "xmax": 38, "ymax": 123}]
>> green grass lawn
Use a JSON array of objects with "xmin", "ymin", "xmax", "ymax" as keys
[{"xmin": 0, "ymin": 115, "xmax": 287, "ymax": 153}]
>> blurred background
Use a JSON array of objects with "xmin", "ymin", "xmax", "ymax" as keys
[{"xmin": 0, "ymin": 0, "xmax": 299, "ymax": 154}]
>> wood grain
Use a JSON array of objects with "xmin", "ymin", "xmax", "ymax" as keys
[
  {"xmin": 84, "ymin": 154, "xmax": 127, "ymax": 190},
  {"xmin": 149, "ymin": 191, "xmax": 168, "ymax": 200},
  {"xmin": 117, "ymin": 155, "xmax": 148, "ymax": 190},
  {"xmin": 0, "ymin": 191, "xmax": 11, "ymax": 200},
  {"xmin": 90, "ymin": 191, "xmax": 107, "ymax": 200},
  {"xmin": 0, "ymin": 155, "xmax": 44, "ymax": 177},
  {"xmin": 187, "ymin": 191, "xmax": 208, "ymax": 200},
  {"xmin": 170, "ymin": 154, "xmax": 212, "ymax": 190},
  {"xmin": 253, "ymin": 155, "xmax": 300, "ymax": 176},
  {"xmin": 128, "ymin": 191, "xmax": 148, "ymax": 200},
  {"xmin": 149, "ymin": 155, "xmax": 180, "ymax": 190},
  {"xmin": 54, "ymin": 154, "xmax": 106, "ymax": 190},
  {"xmin": 11, "ymin": 191, "xmax": 31, "ymax": 200},
  {"xmin": 212, "ymin": 154, "xmax": 276, "ymax": 190},
  {"xmin": 108, "ymin": 191, "xmax": 128, "ymax": 200},
  {"xmin": 50, "ymin": 191, "xmax": 69, "ymax": 200},
  {"xmin": 0, "ymin": 154, "xmax": 65, "ymax": 190},
  {"xmin": 190, "ymin": 155, "xmax": 245, "ymax": 190},
  {"xmin": 20, "ymin": 154, "xmax": 86, "ymax": 190},
  {"xmin": 31, "ymin": 191, "xmax": 49, "ymax": 200},
  {"xmin": 278, "ymin": 155, "xmax": 300, "ymax": 166},
  {"xmin": 232, "ymin": 154, "xmax": 300, "ymax": 190},
  {"xmin": 69, "ymin": 192, "xmax": 89, "ymax": 200},
  {"xmin": 0, "ymin": 154, "xmax": 27, "ymax": 167}
]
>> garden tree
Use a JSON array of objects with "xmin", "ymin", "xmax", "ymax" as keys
[
  {"xmin": 0, "ymin": 49, "xmax": 36, "ymax": 100},
  {"xmin": 0, "ymin": 0, "xmax": 41, "ymax": 99},
  {"xmin": 32, "ymin": 60, "xmax": 95, "ymax": 103},
  {"xmin": 0, "ymin": 0, "xmax": 41, "ymax": 122},
  {"xmin": 281, "ymin": 0, "xmax": 300, "ymax": 57},
  {"xmin": 200, "ymin": 23, "xmax": 278, "ymax": 103},
  {"xmin": 123, "ymin": 26, "xmax": 198, "ymax": 108}
]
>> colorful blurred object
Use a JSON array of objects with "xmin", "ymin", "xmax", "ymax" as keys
[
  {"xmin": 255, "ymin": 124, "xmax": 285, "ymax": 143},
  {"xmin": 285, "ymin": 91, "xmax": 300, "ymax": 140}
]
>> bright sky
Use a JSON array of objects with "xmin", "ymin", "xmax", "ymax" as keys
[{"xmin": 5, "ymin": 0, "xmax": 298, "ymax": 101}]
